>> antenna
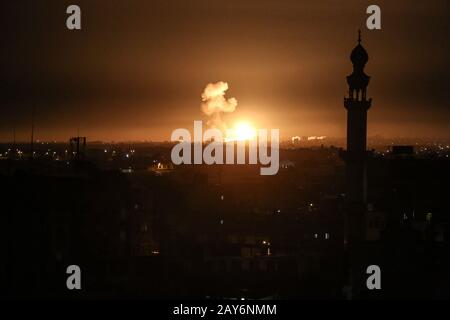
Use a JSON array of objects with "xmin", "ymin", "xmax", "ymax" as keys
[
  {"xmin": 30, "ymin": 105, "xmax": 35, "ymax": 160},
  {"xmin": 13, "ymin": 126, "xmax": 16, "ymax": 156}
]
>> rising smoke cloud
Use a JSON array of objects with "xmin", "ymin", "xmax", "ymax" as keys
[{"xmin": 201, "ymin": 81, "xmax": 237, "ymax": 131}]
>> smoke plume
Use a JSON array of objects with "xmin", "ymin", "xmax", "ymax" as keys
[{"xmin": 201, "ymin": 81, "xmax": 237, "ymax": 131}]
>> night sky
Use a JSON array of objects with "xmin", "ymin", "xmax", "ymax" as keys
[{"xmin": 1, "ymin": 0, "xmax": 449, "ymax": 141}]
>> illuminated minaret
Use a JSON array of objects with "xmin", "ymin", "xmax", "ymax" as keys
[{"xmin": 344, "ymin": 30, "xmax": 371, "ymax": 205}]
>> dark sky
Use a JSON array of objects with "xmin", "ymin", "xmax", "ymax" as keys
[{"xmin": 1, "ymin": 0, "xmax": 449, "ymax": 141}]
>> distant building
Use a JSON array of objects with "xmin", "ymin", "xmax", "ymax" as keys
[{"xmin": 390, "ymin": 145, "xmax": 415, "ymax": 159}]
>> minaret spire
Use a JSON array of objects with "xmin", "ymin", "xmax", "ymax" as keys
[{"xmin": 358, "ymin": 29, "xmax": 361, "ymax": 44}]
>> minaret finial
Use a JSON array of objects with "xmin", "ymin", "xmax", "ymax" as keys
[{"xmin": 358, "ymin": 29, "xmax": 361, "ymax": 44}]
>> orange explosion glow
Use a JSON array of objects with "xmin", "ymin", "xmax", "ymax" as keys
[{"xmin": 225, "ymin": 121, "xmax": 257, "ymax": 142}]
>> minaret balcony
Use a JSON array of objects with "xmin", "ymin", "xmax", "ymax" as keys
[{"xmin": 344, "ymin": 97, "xmax": 372, "ymax": 110}]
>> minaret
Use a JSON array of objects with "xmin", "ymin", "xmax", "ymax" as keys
[
  {"xmin": 341, "ymin": 31, "xmax": 372, "ymax": 299},
  {"xmin": 343, "ymin": 30, "xmax": 371, "ymax": 205}
]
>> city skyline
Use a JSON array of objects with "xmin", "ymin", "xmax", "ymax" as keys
[
  {"xmin": 1, "ymin": 0, "xmax": 449, "ymax": 142},
  {"xmin": 1, "ymin": 1, "xmax": 450, "ymax": 302}
]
